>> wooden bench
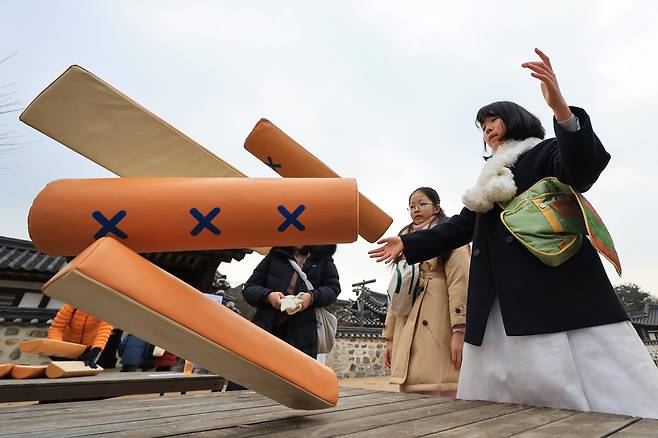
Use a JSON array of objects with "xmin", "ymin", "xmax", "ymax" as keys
[{"xmin": 0, "ymin": 371, "xmax": 224, "ymax": 403}]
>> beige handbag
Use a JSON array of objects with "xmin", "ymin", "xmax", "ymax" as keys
[{"xmin": 288, "ymin": 259, "xmax": 337, "ymax": 354}]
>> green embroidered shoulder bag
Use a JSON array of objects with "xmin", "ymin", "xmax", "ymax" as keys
[{"xmin": 498, "ymin": 177, "xmax": 621, "ymax": 275}]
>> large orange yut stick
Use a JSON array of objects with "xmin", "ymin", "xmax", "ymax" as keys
[
  {"xmin": 244, "ymin": 119, "xmax": 393, "ymax": 243},
  {"xmin": 29, "ymin": 178, "xmax": 359, "ymax": 256},
  {"xmin": 43, "ymin": 237, "xmax": 338, "ymax": 409}
]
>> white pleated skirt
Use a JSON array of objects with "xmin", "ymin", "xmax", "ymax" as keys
[{"xmin": 457, "ymin": 297, "xmax": 658, "ymax": 419}]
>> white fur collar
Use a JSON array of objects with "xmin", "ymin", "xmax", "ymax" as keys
[{"xmin": 462, "ymin": 137, "xmax": 542, "ymax": 213}]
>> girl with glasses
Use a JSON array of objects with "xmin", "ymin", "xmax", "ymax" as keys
[{"xmin": 383, "ymin": 187, "xmax": 470, "ymax": 397}]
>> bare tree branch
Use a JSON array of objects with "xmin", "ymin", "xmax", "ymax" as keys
[{"xmin": 0, "ymin": 52, "xmax": 18, "ymax": 65}]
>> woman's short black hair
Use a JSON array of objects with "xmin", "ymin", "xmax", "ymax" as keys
[{"xmin": 476, "ymin": 101, "xmax": 545, "ymax": 152}]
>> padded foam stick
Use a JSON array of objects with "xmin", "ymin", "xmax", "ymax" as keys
[
  {"xmin": 244, "ymin": 119, "xmax": 392, "ymax": 243},
  {"xmin": 11, "ymin": 365, "xmax": 47, "ymax": 379},
  {"xmin": 46, "ymin": 361, "xmax": 103, "ymax": 379},
  {"xmin": 29, "ymin": 177, "xmax": 358, "ymax": 256},
  {"xmin": 0, "ymin": 364, "xmax": 14, "ymax": 378},
  {"xmin": 20, "ymin": 65, "xmax": 245, "ymax": 178},
  {"xmin": 19, "ymin": 339, "xmax": 87, "ymax": 359},
  {"xmin": 42, "ymin": 237, "xmax": 339, "ymax": 409}
]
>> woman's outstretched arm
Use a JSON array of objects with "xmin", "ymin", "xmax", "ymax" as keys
[{"xmin": 370, "ymin": 207, "xmax": 476, "ymax": 264}]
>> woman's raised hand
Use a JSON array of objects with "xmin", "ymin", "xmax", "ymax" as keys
[
  {"xmin": 368, "ymin": 236, "xmax": 404, "ymax": 264},
  {"xmin": 522, "ymin": 48, "xmax": 572, "ymax": 122}
]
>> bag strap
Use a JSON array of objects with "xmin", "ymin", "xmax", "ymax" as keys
[
  {"xmin": 288, "ymin": 259, "xmax": 314, "ymax": 291},
  {"xmin": 406, "ymin": 264, "xmax": 417, "ymax": 296}
]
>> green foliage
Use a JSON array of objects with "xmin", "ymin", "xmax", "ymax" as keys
[{"xmin": 614, "ymin": 283, "xmax": 657, "ymax": 312}]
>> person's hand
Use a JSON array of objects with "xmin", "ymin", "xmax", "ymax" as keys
[
  {"xmin": 522, "ymin": 48, "xmax": 572, "ymax": 122},
  {"xmin": 300, "ymin": 292, "xmax": 314, "ymax": 310},
  {"xmin": 384, "ymin": 339, "xmax": 393, "ymax": 367},
  {"xmin": 78, "ymin": 347, "xmax": 102, "ymax": 369},
  {"xmin": 450, "ymin": 331, "xmax": 464, "ymax": 369},
  {"xmin": 368, "ymin": 236, "xmax": 404, "ymax": 264},
  {"xmin": 267, "ymin": 291, "xmax": 285, "ymax": 309}
]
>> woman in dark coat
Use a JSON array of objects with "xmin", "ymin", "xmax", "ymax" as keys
[
  {"xmin": 370, "ymin": 49, "xmax": 658, "ymax": 418},
  {"xmin": 243, "ymin": 245, "xmax": 340, "ymax": 358}
]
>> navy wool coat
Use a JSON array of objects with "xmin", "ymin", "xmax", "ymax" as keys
[
  {"xmin": 401, "ymin": 107, "xmax": 628, "ymax": 346},
  {"xmin": 243, "ymin": 245, "xmax": 340, "ymax": 357}
]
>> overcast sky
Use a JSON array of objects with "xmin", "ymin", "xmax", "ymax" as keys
[{"xmin": 2, "ymin": 1, "xmax": 657, "ymax": 299}]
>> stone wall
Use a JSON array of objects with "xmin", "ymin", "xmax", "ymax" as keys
[
  {"xmin": 0, "ymin": 324, "xmax": 49, "ymax": 365},
  {"xmin": 326, "ymin": 336, "xmax": 389, "ymax": 378}
]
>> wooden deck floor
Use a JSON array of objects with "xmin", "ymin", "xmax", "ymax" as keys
[{"xmin": 0, "ymin": 387, "xmax": 656, "ymax": 437}]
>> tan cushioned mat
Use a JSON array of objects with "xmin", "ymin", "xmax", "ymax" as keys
[
  {"xmin": 43, "ymin": 237, "xmax": 338, "ymax": 409},
  {"xmin": 20, "ymin": 65, "xmax": 244, "ymax": 178},
  {"xmin": 11, "ymin": 365, "xmax": 47, "ymax": 379},
  {"xmin": 46, "ymin": 361, "xmax": 104, "ymax": 379},
  {"xmin": 29, "ymin": 177, "xmax": 358, "ymax": 256},
  {"xmin": 0, "ymin": 364, "xmax": 14, "ymax": 379},
  {"xmin": 244, "ymin": 118, "xmax": 392, "ymax": 242},
  {"xmin": 19, "ymin": 339, "xmax": 87, "ymax": 359}
]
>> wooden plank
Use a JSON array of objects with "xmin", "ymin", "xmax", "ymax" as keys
[
  {"xmin": 0, "ymin": 372, "xmax": 224, "ymax": 403},
  {"xmin": 2, "ymin": 387, "xmax": 371, "ymax": 417},
  {"xmin": 87, "ymin": 392, "xmax": 424, "ymax": 438},
  {"xmin": 0, "ymin": 386, "xmax": 371, "ymax": 416},
  {"xmin": 337, "ymin": 402, "xmax": 526, "ymax": 437},
  {"xmin": 1, "ymin": 393, "xmax": 276, "ymax": 435},
  {"xmin": 0, "ymin": 391, "xmax": 220, "ymax": 416},
  {"xmin": 512, "ymin": 411, "xmax": 638, "ymax": 438},
  {"xmin": 0, "ymin": 387, "xmax": 373, "ymax": 430},
  {"xmin": 429, "ymin": 406, "xmax": 578, "ymax": 437},
  {"xmin": 173, "ymin": 399, "xmax": 483, "ymax": 438},
  {"xmin": 193, "ymin": 396, "xmax": 456, "ymax": 438},
  {"xmin": 0, "ymin": 389, "xmax": 397, "ymax": 437},
  {"xmin": 70, "ymin": 393, "xmax": 424, "ymax": 437},
  {"xmin": 611, "ymin": 418, "xmax": 658, "ymax": 437}
]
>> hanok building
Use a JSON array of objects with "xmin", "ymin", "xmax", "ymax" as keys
[
  {"xmin": 629, "ymin": 304, "xmax": 658, "ymax": 365},
  {"xmin": 324, "ymin": 283, "xmax": 390, "ymax": 378},
  {"xmin": 0, "ymin": 235, "xmax": 249, "ymax": 364},
  {"xmin": 0, "ymin": 237, "xmax": 68, "ymax": 363}
]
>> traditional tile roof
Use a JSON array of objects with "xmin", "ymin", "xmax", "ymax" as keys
[
  {"xmin": 0, "ymin": 235, "xmax": 250, "ymax": 284},
  {"xmin": 143, "ymin": 248, "xmax": 250, "ymax": 267},
  {"xmin": 0, "ymin": 306, "xmax": 57, "ymax": 325},
  {"xmin": 629, "ymin": 304, "xmax": 658, "ymax": 327},
  {"xmin": 335, "ymin": 289, "xmax": 388, "ymax": 337},
  {"xmin": 0, "ymin": 236, "xmax": 67, "ymax": 280},
  {"xmin": 336, "ymin": 326, "xmax": 385, "ymax": 339}
]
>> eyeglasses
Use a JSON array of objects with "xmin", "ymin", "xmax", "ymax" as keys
[{"xmin": 407, "ymin": 202, "xmax": 435, "ymax": 211}]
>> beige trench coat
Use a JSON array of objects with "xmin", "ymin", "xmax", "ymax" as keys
[{"xmin": 383, "ymin": 245, "xmax": 470, "ymax": 392}]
